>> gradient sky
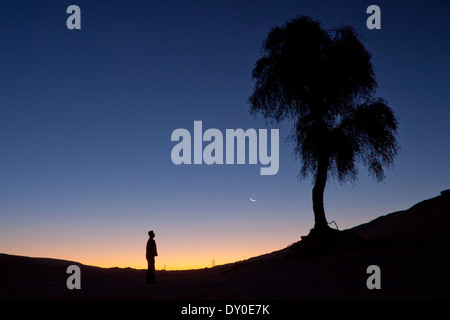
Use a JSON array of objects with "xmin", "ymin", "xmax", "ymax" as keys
[{"xmin": 0, "ymin": 0, "xmax": 449, "ymax": 270}]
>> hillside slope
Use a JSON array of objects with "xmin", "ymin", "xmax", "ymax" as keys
[{"xmin": 349, "ymin": 189, "xmax": 450, "ymax": 241}]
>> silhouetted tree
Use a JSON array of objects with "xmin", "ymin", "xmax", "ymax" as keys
[{"xmin": 249, "ymin": 16, "xmax": 399, "ymax": 233}]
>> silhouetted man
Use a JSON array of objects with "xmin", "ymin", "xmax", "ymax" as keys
[{"xmin": 146, "ymin": 230, "xmax": 158, "ymax": 284}]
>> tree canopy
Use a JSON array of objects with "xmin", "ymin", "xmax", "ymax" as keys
[{"xmin": 249, "ymin": 16, "xmax": 399, "ymax": 231}]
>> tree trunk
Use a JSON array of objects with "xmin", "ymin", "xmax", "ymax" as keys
[{"xmin": 312, "ymin": 156, "xmax": 330, "ymax": 232}]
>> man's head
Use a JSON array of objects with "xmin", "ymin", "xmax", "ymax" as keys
[{"xmin": 148, "ymin": 230, "xmax": 155, "ymax": 238}]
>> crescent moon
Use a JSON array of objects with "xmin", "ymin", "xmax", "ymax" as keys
[{"xmin": 250, "ymin": 196, "xmax": 256, "ymax": 202}]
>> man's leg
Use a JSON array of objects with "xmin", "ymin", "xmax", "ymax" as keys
[{"xmin": 146, "ymin": 258, "xmax": 155, "ymax": 283}]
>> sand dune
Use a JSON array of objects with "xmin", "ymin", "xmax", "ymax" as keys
[{"xmin": 1, "ymin": 190, "xmax": 449, "ymax": 300}]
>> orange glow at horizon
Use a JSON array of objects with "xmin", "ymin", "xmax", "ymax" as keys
[
  {"xmin": 1, "ymin": 242, "xmax": 288, "ymax": 271},
  {"xmin": 0, "ymin": 222, "xmax": 306, "ymax": 271},
  {"xmin": 0, "ymin": 206, "xmax": 315, "ymax": 271}
]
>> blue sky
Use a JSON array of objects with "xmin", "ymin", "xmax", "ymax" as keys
[{"xmin": 0, "ymin": 0, "xmax": 449, "ymax": 269}]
